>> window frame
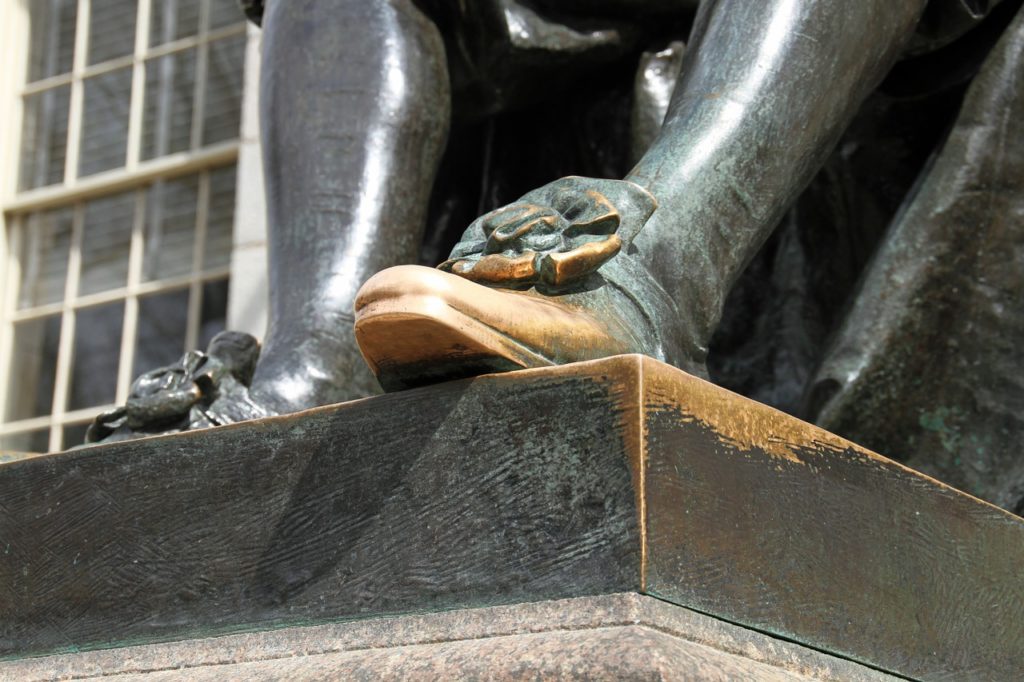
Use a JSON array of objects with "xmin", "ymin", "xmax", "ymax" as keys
[{"xmin": 0, "ymin": 0, "xmax": 246, "ymax": 452}]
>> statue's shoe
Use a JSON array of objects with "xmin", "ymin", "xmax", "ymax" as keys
[{"xmin": 354, "ymin": 257, "xmax": 705, "ymax": 391}]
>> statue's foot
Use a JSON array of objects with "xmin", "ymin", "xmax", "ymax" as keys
[
  {"xmin": 354, "ymin": 258, "xmax": 705, "ymax": 391},
  {"xmin": 87, "ymin": 383, "xmax": 276, "ymax": 445},
  {"xmin": 355, "ymin": 175, "xmax": 708, "ymax": 390},
  {"xmin": 355, "ymin": 176, "xmax": 707, "ymax": 391},
  {"xmin": 84, "ymin": 331, "xmax": 275, "ymax": 445}
]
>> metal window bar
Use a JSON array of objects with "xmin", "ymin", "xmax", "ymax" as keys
[
  {"xmin": 29, "ymin": 0, "xmax": 63, "ymax": 190},
  {"xmin": 0, "ymin": 219, "xmax": 24, "ymax": 425},
  {"xmin": 114, "ymin": 188, "xmax": 146, "ymax": 404},
  {"xmin": 47, "ymin": 202, "xmax": 84, "ymax": 451},
  {"xmin": 186, "ymin": 170, "xmax": 211, "ymax": 351},
  {"xmin": 8, "ymin": 266, "xmax": 230, "ymax": 323},
  {"xmin": 125, "ymin": 0, "xmax": 152, "ymax": 170},
  {"xmin": 5, "ymin": 141, "xmax": 239, "ymax": 215},
  {"xmin": 20, "ymin": 23, "xmax": 247, "ymax": 97},
  {"xmin": 190, "ymin": 0, "xmax": 212, "ymax": 151},
  {"xmin": 63, "ymin": 0, "xmax": 90, "ymax": 185}
]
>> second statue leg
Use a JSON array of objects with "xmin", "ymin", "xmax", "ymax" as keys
[{"xmin": 251, "ymin": 0, "xmax": 450, "ymax": 413}]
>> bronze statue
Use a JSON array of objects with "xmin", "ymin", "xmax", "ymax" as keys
[
  {"xmin": 86, "ymin": 331, "xmax": 265, "ymax": 442},
  {"xmin": 90, "ymin": 0, "xmax": 1024, "ymax": 513}
]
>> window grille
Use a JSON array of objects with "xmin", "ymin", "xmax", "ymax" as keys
[{"xmin": 0, "ymin": 0, "xmax": 248, "ymax": 453}]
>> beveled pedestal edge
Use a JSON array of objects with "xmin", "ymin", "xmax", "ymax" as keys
[{"xmin": 1, "ymin": 593, "xmax": 895, "ymax": 681}]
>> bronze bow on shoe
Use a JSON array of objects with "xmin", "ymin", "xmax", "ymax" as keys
[{"xmin": 439, "ymin": 176, "xmax": 658, "ymax": 291}]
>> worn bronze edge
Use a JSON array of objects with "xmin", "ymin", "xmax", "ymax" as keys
[
  {"xmin": 636, "ymin": 355, "xmax": 648, "ymax": 593},
  {"xmin": 637, "ymin": 355, "xmax": 1022, "ymax": 522},
  {"xmin": 7, "ymin": 353, "xmax": 1016, "ymax": 523},
  {"xmin": 8, "ymin": 350, "xmax": 1015, "ymax": 524}
]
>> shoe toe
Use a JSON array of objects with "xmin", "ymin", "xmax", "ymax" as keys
[{"xmin": 354, "ymin": 265, "xmax": 635, "ymax": 391}]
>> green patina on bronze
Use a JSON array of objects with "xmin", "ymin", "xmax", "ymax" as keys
[{"xmin": 6, "ymin": 358, "xmax": 1023, "ymax": 679}]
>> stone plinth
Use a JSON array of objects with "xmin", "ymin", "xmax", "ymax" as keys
[
  {"xmin": 0, "ymin": 356, "xmax": 1021, "ymax": 679},
  {"xmin": 3, "ymin": 594, "xmax": 895, "ymax": 681}
]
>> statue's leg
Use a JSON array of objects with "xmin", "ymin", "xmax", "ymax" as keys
[
  {"xmin": 624, "ymin": 0, "xmax": 927, "ymax": 358},
  {"xmin": 251, "ymin": 0, "xmax": 450, "ymax": 412},
  {"xmin": 353, "ymin": 0, "xmax": 928, "ymax": 390}
]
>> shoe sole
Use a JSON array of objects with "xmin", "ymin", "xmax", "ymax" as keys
[{"xmin": 354, "ymin": 266, "xmax": 631, "ymax": 391}]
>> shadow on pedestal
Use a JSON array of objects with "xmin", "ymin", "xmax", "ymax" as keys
[{"xmin": 0, "ymin": 356, "xmax": 1020, "ymax": 679}]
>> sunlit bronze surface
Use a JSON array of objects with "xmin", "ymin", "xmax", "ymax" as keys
[
  {"xmin": 439, "ymin": 177, "xmax": 654, "ymax": 291},
  {"xmin": 442, "ymin": 235, "xmax": 624, "ymax": 289},
  {"xmin": 4, "ymin": 357, "xmax": 1020, "ymax": 677},
  {"xmin": 354, "ymin": 265, "xmax": 640, "ymax": 390}
]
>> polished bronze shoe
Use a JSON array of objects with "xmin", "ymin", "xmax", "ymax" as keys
[
  {"xmin": 354, "ymin": 259, "xmax": 703, "ymax": 391},
  {"xmin": 354, "ymin": 266, "xmax": 630, "ymax": 390},
  {"xmin": 355, "ymin": 177, "xmax": 706, "ymax": 391}
]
